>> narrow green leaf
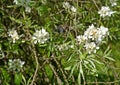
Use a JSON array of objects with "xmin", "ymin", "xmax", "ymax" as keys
[
  {"xmin": 69, "ymin": 63, "xmax": 78, "ymax": 78},
  {"xmin": 22, "ymin": 75, "xmax": 27, "ymax": 85},
  {"xmin": 64, "ymin": 66, "xmax": 71, "ymax": 70},
  {"xmin": 80, "ymin": 62, "xmax": 85, "ymax": 81},
  {"xmin": 78, "ymin": 72, "xmax": 81, "ymax": 85},
  {"xmin": 104, "ymin": 56, "xmax": 115, "ymax": 61}
]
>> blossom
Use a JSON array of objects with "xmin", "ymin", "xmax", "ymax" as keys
[
  {"xmin": 13, "ymin": 0, "xmax": 18, "ymax": 4},
  {"xmin": 25, "ymin": 6, "xmax": 31, "ymax": 13},
  {"xmin": 110, "ymin": 0, "xmax": 117, "ymax": 6},
  {"xmin": 76, "ymin": 24, "xmax": 109, "ymax": 54},
  {"xmin": 57, "ymin": 44, "xmax": 68, "ymax": 51},
  {"xmin": 84, "ymin": 24, "xmax": 98, "ymax": 41},
  {"xmin": 63, "ymin": 2, "xmax": 71, "ymax": 9},
  {"xmin": 96, "ymin": 26, "xmax": 109, "ymax": 43},
  {"xmin": 84, "ymin": 42, "xmax": 99, "ymax": 54},
  {"xmin": 76, "ymin": 35, "xmax": 87, "ymax": 44},
  {"xmin": 71, "ymin": 6, "xmax": 77, "ymax": 13},
  {"xmin": 98, "ymin": 26, "xmax": 109, "ymax": 36},
  {"xmin": 56, "ymin": 43, "xmax": 74, "ymax": 51},
  {"xmin": 8, "ymin": 59, "xmax": 25, "ymax": 72},
  {"xmin": 83, "ymin": 24, "xmax": 109, "ymax": 43},
  {"xmin": 98, "ymin": 6, "xmax": 115, "ymax": 17},
  {"xmin": 8, "ymin": 29, "xmax": 19, "ymax": 43},
  {"xmin": 32, "ymin": 29, "xmax": 49, "ymax": 44}
]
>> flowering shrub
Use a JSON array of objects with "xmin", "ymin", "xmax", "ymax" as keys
[{"xmin": 0, "ymin": 0, "xmax": 120, "ymax": 85}]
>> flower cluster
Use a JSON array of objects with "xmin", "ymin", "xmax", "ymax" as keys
[
  {"xmin": 84, "ymin": 24, "xmax": 109, "ymax": 43},
  {"xmin": 98, "ymin": 6, "xmax": 115, "ymax": 17},
  {"xmin": 8, "ymin": 29, "xmax": 19, "ymax": 43},
  {"xmin": 84, "ymin": 42, "xmax": 99, "ymax": 54},
  {"xmin": 63, "ymin": 2, "xmax": 71, "ymax": 9},
  {"xmin": 110, "ymin": 0, "xmax": 117, "ymax": 6},
  {"xmin": 71, "ymin": 6, "xmax": 77, "ymax": 13},
  {"xmin": 76, "ymin": 24, "xmax": 109, "ymax": 54},
  {"xmin": 57, "ymin": 43, "xmax": 74, "ymax": 51},
  {"xmin": 8, "ymin": 59, "xmax": 25, "ymax": 72},
  {"xmin": 32, "ymin": 29, "xmax": 49, "ymax": 44},
  {"xmin": 63, "ymin": 2, "xmax": 77, "ymax": 13},
  {"xmin": 76, "ymin": 35, "xmax": 87, "ymax": 45}
]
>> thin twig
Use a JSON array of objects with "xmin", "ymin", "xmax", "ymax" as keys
[
  {"xmin": 49, "ymin": 63, "xmax": 62, "ymax": 85},
  {"xmin": 30, "ymin": 43, "xmax": 39, "ymax": 85},
  {"xmin": 25, "ymin": 28, "xmax": 39, "ymax": 85},
  {"xmin": 41, "ymin": 67, "xmax": 51, "ymax": 84},
  {"xmin": 51, "ymin": 54, "xmax": 69, "ymax": 85},
  {"xmin": 85, "ymin": 80, "xmax": 120, "ymax": 84},
  {"xmin": 92, "ymin": 0, "xmax": 99, "ymax": 10}
]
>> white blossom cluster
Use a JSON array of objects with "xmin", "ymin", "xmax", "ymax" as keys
[
  {"xmin": 98, "ymin": 6, "xmax": 116, "ymax": 18},
  {"xmin": 84, "ymin": 42, "xmax": 99, "ymax": 54},
  {"xmin": 8, "ymin": 29, "xmax": 19, "ymax": 43},
  {"xmin": 84, "ymin": 24, "xmax": 109, "ymax": 43},
  {"xmin": 110, "ymin": 0, "xmax": 117, "ymax": 6},
  {"xmin": 57, "ymin": 43, "xmax": 74, "ymax": 51},
  {"xmin": 76, "ymin": 24, "xmax": 109, "ymax": 54},
  {"xmin": 8, "ymin": 59, "xmax": 25, "ymax": 72},
  {"xmin": 8, "ymin": 28, "xmax": 49, "ymax": 44},
  {"xmin": 63, "ymin": 2, "xmax": 71, "ymax": 9},
  {"xmin": 32, "ymin": 29, "xmax": 49, "ymax": 44},
  {"xmin": 63, "ymin": 2, "xmax": 77, "ymax": 13},
  {"xmin": 76, "ymin": 35, "xmax": 87, "ymax": 45}
]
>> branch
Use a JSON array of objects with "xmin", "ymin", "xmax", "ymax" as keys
[
  {"xmin": 85, "ymin": 80, "xmax": 120, "ymax": 84},
  {"xmin": 25, "ymin": 28, "xmax": 39, "ymax": 85},
  {"xmin": 30, "ymin": 43, "xmax": 39, "ymax": 85},
  {"xmin": 51, "ymin": 55, "xmax": 69, "ymax": 85},
  {"xmin": 49, "ymin": 63, "xmax": 62, "ymax": 85}
]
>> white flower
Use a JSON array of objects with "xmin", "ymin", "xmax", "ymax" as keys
[
  {"xmin": 13, "ymin": 0, "xmax": 18, "ymax": 4},
  {"xmin": 8, "ymin": 59, "xmax": 25, "ymax": 71},
  {"xmin": 83, "ymin": 24, "xmax": 109, "ymax": 43},
  {"xmin": 57, "ymin": 44, "xmax": 68, "ymax": 51},
  {"xmin": 112, "ymin": 2, "xmax": 117, "ymax": 6},
  {"xmin": 84, "ymin": 42, "xmax": 99, "ymax": 54},
  {"xmin": 69, "ymin": 45, "xmax": 74, "ymax": 49},
  {"xmin": 57, "ymin": 44, "xmax": 74, "ymax": 51},
  {"xmin": 110, "ymin": 0, "xmax": 117, "ymax": 6},
  {"xmin": 32, "ymin": 29, "xmax": 49, "ymax": 44},
  {"xmin": 98, "ymin": 26, "xmax": 109, "ymax": 36},
  {"xmin": 98, "ymin": 6, "xmax": 115, "ymax": 17},
  {"xmin": 76, "ymin": 35, "xmax": 87, "ymax": 44},
  {"xmin": 63, "ymin": 2, "xmax": 71, "ymax": 9},
  {"xmin": 8, "ymin": 30, "xmax": 19, "ymax": 43},
  {"xmin": 25, "ymin": 6, "xmax": 31, "ymax": 13},
  {"xmin": 84, "ymin": 24, "xmax": 98, "ymax": 41},
  {"xmin": 71, "ymin": 6, "xmax": 77, "ymax": 13},
  {"xmin": 96, "ymin": 26, "xmax": 109, "ymax": 43}
]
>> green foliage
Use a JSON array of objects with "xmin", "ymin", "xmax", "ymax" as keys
[
  {"xmin": 14, "ymin": 73, "xmax": 22, "ymax": 85},
  {"xmin": 0, "ymin": 0, "xmax": 120, "ymax": 85}
]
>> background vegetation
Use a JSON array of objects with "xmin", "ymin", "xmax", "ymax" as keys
[{"xmin": 0, "ymin": 0, "xmax": 120, "ymax": 85}]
